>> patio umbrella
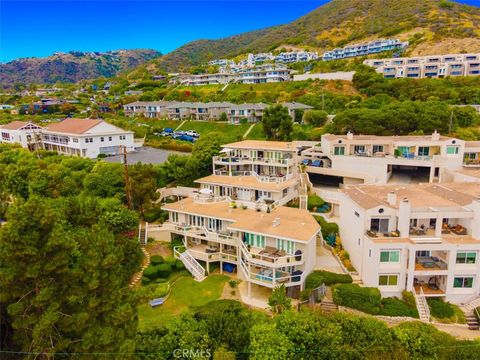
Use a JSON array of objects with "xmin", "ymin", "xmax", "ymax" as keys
[{"xmin": 199, "ymin": 188, "xmax": 213, "ymax": 195}]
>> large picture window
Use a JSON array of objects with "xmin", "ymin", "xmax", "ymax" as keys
[
  {"xmin": 378, "ymin": 274, "xmax": 398, "ymax": 286},
  {"xmin": 380, "ymin": 250, "xmax": 400, "ymax": 263},
  {"xmin": 456, "ymin": 252, "xmax": 476, "ymax": 264},
  {"xmin": 453, "ymin": 277, "xmax": 474, "ymax": 288}
]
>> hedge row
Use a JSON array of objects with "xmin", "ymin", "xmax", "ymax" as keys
[
  {"xmin": 142, "ymin": 256, "xmax": 185, "ymax": 284},
  {"xmin": 313, "ymin": 215, "xmax": 339, "ymax": 239},
  {"xmin": 333, "ymin": 284, "xmax": 419, "ymax": 318},
  {"xmin": 305, "ymin": 270, "xmax": 352, "ymax": 289}
]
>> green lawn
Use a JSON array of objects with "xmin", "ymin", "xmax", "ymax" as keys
[
  {"xmin": 138, "ymin": 274, "xmax": 229, "ymax": 331},
  {"xmin": 178, "ymin": 121, "xmax": 250, "ymax": 143},
  {"xmin": 245, "ymin": 123, "xmax": 267, "ymax": 140}
]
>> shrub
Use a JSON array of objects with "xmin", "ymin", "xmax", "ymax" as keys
[
  {"xmin": 157, "ymin": 263, "xmax": 172, "ymax": 278},
  {"xmin": 228, "ymin": 279, "xmax": 238, "ymax": 288},
  {"xmin": 299, "ymin": 289, "xmax": 312, "ymax": 301},
  {"xmin": 174, "ymin": 259, "xmax": 185, "ymax": 271},
  {"xmin": 402, "ymin": 291, "xmax": 416, "ymax": 309},
  {"xmin": 150, "ymin": 255, "xmax": 164, "ymax": 265},
  {"xmin": 427, "ymin": 298, "xmax": 454, "ymax": 319},
  {"xmin": 379, "ymin": 297, "xmax": 419, "ymax": 318},
  {"xmin": 141, "ymin": 276, "xmax": 151, "ymax": 285},
  {"xmin": 313, "ymin": 215, "xmax": 339, "ymax": 239},
  {"xmin": 135, "ymin": 283, "xmax": 169, "ymax": 301},
  {"xmin": 143, "ymin": 207, "xmax": 169, "ymax": 223},
  {"xmin": 332, "ymin": 284, "xmax": 381, "ymax": 314},
  {"xmin": 305, "ymin": 270, "xmax": 352, "ymax": 289},
  {"xmin": 143, "ymin": 265, "xmax": 160, "ymax": 279},
  {"xmin": 307, "ymin": 194, "xmax": 325, "ymax": 211}
]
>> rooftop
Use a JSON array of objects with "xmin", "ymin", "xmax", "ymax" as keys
[
  {"xmin": 162, "ymin": 197, "xmax": 319, "ymax": 242},
  {"xmin": 195, "ymin": 174, "xmax": 297, "ymax": 191},
  {"xmin": 44, "ymin": 118, "xmax": 103, "ymax": 135},
  {"xmin": 342, "ymin": 182, "xmax": 479, "ymax": 210},
  {"xmin": 322, "ymin": 133, "xmax": 453, "ymax": 143},
  {"xmin": 222, "ymin": 140, "xmax": 296, "ymax": 151},
  {"xmin": 0, "ymin": 121, "xmax": 32, "ymax": 130}
]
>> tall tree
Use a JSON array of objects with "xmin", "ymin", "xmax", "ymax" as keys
[{"xmin": 261, "ymin": 105, "xmax": 293, "ymax": 141}]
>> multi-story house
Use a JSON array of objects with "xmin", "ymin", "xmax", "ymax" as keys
[
  {"xmin": 0, "ymin": 121, "xmax": 43, "ymax": 149},
  {"xmin": 301, "ymin": 132, "xmax": 466, "ymax": 185},
  {"xmin": 283, "ymin": 102, "xmax": 314, "ymax": 121},
  {"xmin": 177, "ymin": 73, "xmax": 235, "ymax": 86},
  {"xmin": 235, "ymin": 65, "xmax": 291, "ymax": 84},
  {"xmin": 364, "ymin": 54, "xmax": 480, "ymax": 79},
  {"xmin": 322, "ymin": 39, "xmax": 408, "ymax": 61},
  {"xmin": 339, "ymin": 182, "xmax": 480, "ymax": 304},
  {"xmin": 160, "ymin": 140, "xmax": 320, "ymax": 296},
  {"xmin": 464, "ymin": 141, "xmax": 480, "ymax": 166},
  {"xmin": 41, "ymin": 118, "xmax": 135, "ymax": 158},
  {"xmin": 123, "ymin": 101, "xmax": 174, "ymax": 118},
  {"xmin": 275, "ymin": 51, "xmax": 318, "ymax": 64},
  {"xmin": 227, "ymin": 103, "xmax": 268, "ymax": 124},
  {"xmin": 208, "ymin": 140, "xmax": 301, "ymax": 209}
]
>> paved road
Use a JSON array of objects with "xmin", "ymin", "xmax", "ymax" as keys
[{"xmin": 103, "ymin": 146, "xmax": 174, "ymax": 165}]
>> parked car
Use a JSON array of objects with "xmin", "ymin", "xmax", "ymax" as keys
[
  {"xmin": 185, "ymin": 130, "xmax": 199, "ymax": 138},
  {"xmin": 178, "ymin": 134, "xmax": 195, "ymax": 142},
  {"xmin": 159, "ymin": 131, "xmax": 171, "ymax": 137},
  {"xmin": 163, "ymin": 127, "xmax": 174, "ymax": 133}
]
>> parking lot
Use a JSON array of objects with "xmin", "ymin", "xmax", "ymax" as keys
[{"xmin": 103, "ymin": 146, "xmax": 179, "ymax": 165}]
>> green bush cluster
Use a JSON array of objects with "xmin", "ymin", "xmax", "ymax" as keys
[
  {"xmin": 313, "ymin": 215, "xmax": 339, "ymax": 239},
  {"xmin": 150, "ymin": 255, "xmax": 164, "ymax": 265},
  {"xmin": 379, "ymin": 297, "xmax": 419, "ymax": 318},
  {"xmin": 427, "ymin": 298, "xmax": 465, "ymax": 323},
  {"xmin": 135, "ymin": 282, "xmax": 169, "ymax": 301},
  {"xmin": 333, "ymin": 284, "xmax": 381, "ymax": 314},
  {"xmin": 402, "ymin": 291, "xmax": 416, "ymax": 309},
  {"xmin": 305, "ymin": 270, "xmax": 352, "ymax": 289},
  {"xmin": 307, "ymin": 194, "xmax": 325, "ymax": 211},
  {"xmin": 141, "ymin": 256, "xmax": 185, "ymax": 284},
  {"xmin": 143, "ymin": 207, "xmax": 169, "ymax": 223}
]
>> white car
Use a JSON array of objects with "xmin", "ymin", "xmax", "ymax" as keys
[{"xmin": 185, "ymin": 130, "xmax": 199, "ymax": 137}]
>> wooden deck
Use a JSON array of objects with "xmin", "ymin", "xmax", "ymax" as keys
[{"xmin": 414, "ymin": 285, "xmax": 445, "ymax": 296}]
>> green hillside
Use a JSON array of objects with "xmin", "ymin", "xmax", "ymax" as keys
[{"xmin": 145, "ymin": 0, "xmax": 480, "ymax": 73}]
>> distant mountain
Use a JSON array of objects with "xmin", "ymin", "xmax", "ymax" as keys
[
  {"xmin": 0, "ymin": 49, "xmax": 162, "ymax": 85},
  {"xmin": 148, "ymin": 0, "xmax": 480, "ymax": 72}
]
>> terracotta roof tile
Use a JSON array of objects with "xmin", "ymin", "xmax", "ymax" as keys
[{"xmin": 45, "ymin": 118, "xmax": 102, "ymax": 135}]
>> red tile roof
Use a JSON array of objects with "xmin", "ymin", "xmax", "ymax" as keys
[
  {"xmin": 1, "ymin": 121, "xmax": 30, "ymax": 130},
  {"xmin": 45, "ymin": 118, "xmax": 102, "ymax": 135}
]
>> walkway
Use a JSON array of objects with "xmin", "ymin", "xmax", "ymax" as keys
[
  {"xmin": 242, "ymin": 123, "xmax": 256, "ymax": 139},
  {"xmin": 175, "ymin": 120, "xmax": 187, "ymax": 131},
  {"xmin": 315, "ymin": 245, "xmax": 345, "ymax": 274},
  {"xmin": 129, "ymin": 247, "xmax": 151, "ymax": 287}
]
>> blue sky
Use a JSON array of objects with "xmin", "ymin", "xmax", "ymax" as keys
[{"xmin": 1, "ymin": 0, "xmax": 479, "ymax": 63}]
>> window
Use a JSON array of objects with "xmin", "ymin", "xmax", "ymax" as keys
[
  {"xmin": 453, "ymin": 277, "xmax": 474, "ymax": 288},
  {"xmin": 370, "ymin": 218, "xmax": 389, "ymax": 233},
  {"xmin": 446, "ymin": 146, "xmax": 459, "ymax": 155},
  {"xmin": 416, "ymin": 250, "xmax": 430, "ymax": 257},
  {"xmin": 109, "ymin": 136, "xmax": 112, "ymax": 141},
  {"xmin": 380, "ymin": 250, "xmax": 400, "ymax": 263},
  {"xmin": 120, "ymin": 135, "xmax": 126, "ymax": 140},
  {"xmin": 456, "ymin": 252, "xmax": 476, "ymax": 264},
  {"xmin": 354, "ymin": 211, "xmax": 359, "ymax": 217},
  {"xmin": 334, "ymin": 146, "xmax": 345, "ymax": 155},
  {"xmin": 354, "ymin": 145, "xmax": 365, "ymax": 154},
  {"xmin": 100, "ymin": 137, "xmax": 104, "ymax": 142},
  {"xmin": 379, "ymin": 274, "xmax": 398, "ymax": 286},
  {"xmin": 397, "ymin": 146, "xmax": 409, "ymax": 156},
  {"xmin": 418, "ymin": 146, "xmax": 430, "ymax": 156},
  {"xmin": 85, "ymin": 137, "xmax": 93, "ymax": 143},
  {"xmin": 276, "ymin": 239, "xmax": 295, "ymax": 254},
  {"xmin": 373, "ymin": 145, "xmax": 384, "ymax": 153},
  {"xmin": 244, "ymin": 233, "xmax": 266, "ymax": 248},
  {"xmin": 72, "ymin": 138, "xmax": 78, "ymax": 143}
]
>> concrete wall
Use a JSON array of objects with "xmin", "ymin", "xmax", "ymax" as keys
[{"xmin": 293, "ymin": 71, "xmax": 355, "ymax": 81}]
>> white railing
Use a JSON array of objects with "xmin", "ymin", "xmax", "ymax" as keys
[
  {"xmin": 240, "ymin": 240, "xmax": 304, "ymax": 267},
  {"xmin": 414, "ymin": 287, "xmax": 430, "ymax": 322},
  {"xmin": 250, "ymin": 170, "xmax": 292, "ymax": 184},
  {"xmin": 201, "ymin": 227, "xmax": 238, "ymax": 246},
  {"xmin": 193, "ymin": 194, "xmax": 231, "ymax": 204},
  {"xmin": 213, "ymin": 156, "xmax": 291, "ymax": 166},
  {"xmin": 174, "ymin": 246, "xmax": 206, "ymax": 281}
]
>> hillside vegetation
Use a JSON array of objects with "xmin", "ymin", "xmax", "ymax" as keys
[
  {"xmin": 144, "ymin": 0, "xmax": 480, "ymax": 73},
  {"xmin": 0, "ymin": 49, "xmax": 161, "ymax": 85}
]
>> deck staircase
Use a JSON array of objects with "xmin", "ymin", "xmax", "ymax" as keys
[
  {"xmin": 174, "ymin": 246, "xmax": 206, "ymax": 282},
  {"xmin": 299, "ymin": 171, "xmax": 309, "ymax": 210},
  {"xmin": 461, "ymin": 296, "xmax": 480, "ymax": 330},
  {"xmin": 319, "ymin": 298, "xmax": 338, "ymax": 312},
  {"xmin": 414, "ymin": 288, "xmax": 430, "ymax": 322}
]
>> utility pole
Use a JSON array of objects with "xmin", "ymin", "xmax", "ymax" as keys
[{"xmin": 122, "ymin": 145, "xmax": 133, "ymax": 210}]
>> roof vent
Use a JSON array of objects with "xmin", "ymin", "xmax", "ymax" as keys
[
  {"xmin": 431, "ymin": 130, "xmax": 440, "ymax": 141},
  {"xmin": 273, "ymin": 217, "xmax": 281, "ymax": 227}
]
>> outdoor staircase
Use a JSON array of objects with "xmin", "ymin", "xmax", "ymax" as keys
[
  {"xmin": 319, "ymin": 298, "xmax": 338, "ymax": 313},
  {"xmin": 138, "ymin": 223, "xmax": 148, "ymax": 246},
  {"xmin": 129, "ymin": 247, "xmax": 151, "ymax": 287},
  {"xmin": 299, "ymin": 171, "xmax": 309, "ymax": 210},
  {"xmin": 414, "ymin": 289, "xmax": 430, "ymax": 322},
  {"xmin": 174, "ymin": 247, "xmax": 206, "ymax": 282},
  {"xmin": 461, "ymin": 296, "xmax": 480, "ymax": 330}
]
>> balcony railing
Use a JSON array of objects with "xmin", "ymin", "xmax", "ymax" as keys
[
  {"xmin": 240, "ymin": 240, "xmax": 304, "ymax": 267},
  {"xmin": 167, "ymin": 222, "xmax": 238, "ymax": 246},
  {"xmin": 213, "ymin": 156, "xmax": 291, "ymax": 166},
  {"xmin": 213, "ymin": 169, "xmax": 293, "ymax": 183}
]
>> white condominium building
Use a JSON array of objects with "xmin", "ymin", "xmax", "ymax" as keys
[
  {"xmin": 1, "ymin": 118, "xmax": 135, "ymax": 158},
  {"xmin": 302, "ymin": 132, "xmax": 466, "ymax": 185},
  {"xmin": 364, "ymin": 53, "xmax": 480, "ymax": 79},
  {"xmin": 339, "ymin": 182, "xmax": 480, "ymax": 304},
  {"xmin": 323, "ymin": 39, "xmax": 408, "ymax": 61}
]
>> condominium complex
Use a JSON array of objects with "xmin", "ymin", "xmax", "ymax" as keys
[
  {"xmin": 208, "ymin": 51, "xmax": 318, "ymax": 69},
  {"xmin": 123, "ymin": 101, "xmax": 313, "ymax": 124},
  {"xmin": 322, "ymin": 39, "xmax": 408, "ymax": 61},
  {"xmin": 339, "ymin": 182, "xmax": 480, "ymax": 304},
  {"xmin": 159, "ymin": 140, "xmax": 321, "ymax": 295},
  {"xmin": 364, "ymin": 54, "xmax": 480, "ymax": 79},
  {"xmin": 301, "ymin": 132, "xmax": 467, "ymax": 185},
  {"xmin": 0, "ymin": 118, "xmax": 135, "ymax": 158}
]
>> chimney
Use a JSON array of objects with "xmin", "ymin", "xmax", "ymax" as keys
[
  {"xmin": 272, "ymin": 217, "xmax": 280, "ymax": 227},
  {"xmin": 431, "ymin": 130, "xmax": 440, "ymax": 141},
  {"xmin": 387, "ymin": 191, "xmax": 397, "ymax": 206},
  {"xmin": 398, "ymin": 197, "xmax": 411, "ymax": 238},
  {"xmin": 347, "ymin": 131, "xmax": 354, "ymax": 140}
]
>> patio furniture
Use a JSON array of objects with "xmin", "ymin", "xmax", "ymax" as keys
[
  {"xmin": 311, "ymin": 159, "xmax": 321, "ymax": 167},
  {"xmin": 428, "ymin": 277, "xmax": 440, "ymax": 290},
  {"xmin": 205, "ymin": 246, "xmax": 218, "ymax": 254},
  {"xmin": 451, "ymin": 224, "xmax": 467, "ymax": 235}
]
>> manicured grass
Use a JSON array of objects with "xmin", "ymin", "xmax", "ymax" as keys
[
  {"xmin": 138, "ymin": 274, "xmax": 229, "ymax": 331},
  {"xmin": 245, "ymin": 123, "xmax": 267, "ymax": 140},
  {"xmin": 179, "ymin": 121, "xmax": 250, "ymax": 142}
]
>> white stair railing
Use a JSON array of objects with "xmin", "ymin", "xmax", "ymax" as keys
[
  {"xmin": 174, "ymin": 246, "xmax": 206, "ymax": 281},
  {"xmin": 415, "ymin": 287, "xmax": 430, "ymax": 322}
]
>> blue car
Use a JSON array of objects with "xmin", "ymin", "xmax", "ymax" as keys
[
  {"xmin": 163, "ymin": 127, "xmax": 174, "ymax": 133},
  {"xmin": 178, "ymin": 134, "xmax": 195, "ymax": 142}
]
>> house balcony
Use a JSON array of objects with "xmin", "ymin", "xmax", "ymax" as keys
[
  {"xmin": 414, "ymin": 251, "xmax": 449, "ymax": 271},
  {"xmin": 463, "ymin": 158, "xmax": 480, "ymax": 167},
  {"xmin": 365, "ymin": 230, "xmax": 400, "ymax": 239},
  {"xmin": 240, "ymin": 240, "xmax": 304, "ymax": 268},
  {"xmin": 213, "ymin": 155, "xmax": 292, "ymax": 166},
  {"xmin": 239, "ymin": 257, "xmax": 305, "ymax": 288},
  {"xmin": 413, "ymin": 275, "xmax": 446, "ymax": 296},
  {"xmin": 167, "ymin": 222, "xmax": 238, "ymax": 247},
  {"xmin": 213, "ymin": 169, "xmax": 294, "ymax": 183},
  {"xmin": 185, "ymin": 242, "xmax": 238, "ymax": 263}
]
